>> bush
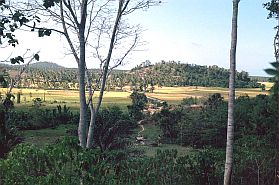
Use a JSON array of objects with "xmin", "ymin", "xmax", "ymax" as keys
[
  {"xmin": 0, "ymin": 104, "xmax": 23, "ymax": 158},
  {"xmin": 7, "ymin": 105, "xmax": 78, "ymax": 130},
  {"xmin": 94, "ymin": 106, "xmax": 137, "ymax": 152},
  {"xmin": 0, "ymin": 137, "xmax": 114, "ymax": 185},
  {"xmin": 0, "ymin": 140, "xmax": 275, "ymax": 185},
  {"xmin": 127, "ymin": 91, "xmax": 148, "ymax": 121}
]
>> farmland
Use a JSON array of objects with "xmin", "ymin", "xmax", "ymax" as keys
[{"xmin": 1, "ymin": 85, "xmax": 270, "ymax": 110}]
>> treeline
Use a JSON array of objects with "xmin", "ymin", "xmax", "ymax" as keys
[{"xmin": 0, "ymin": 61, "xmax": 263, "ymax": 89}]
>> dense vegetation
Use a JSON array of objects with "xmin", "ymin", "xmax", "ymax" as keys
[
  {"xmin": 130, "ymin": 61, "xmax": 261, "ymax": 88},
  {"xmin": 0, "ymin": 61, "xmax": 262, "ymax": 90},
  {"xmin": 0, "ymin": 93, "xmax": 276, "ymax": 184}
]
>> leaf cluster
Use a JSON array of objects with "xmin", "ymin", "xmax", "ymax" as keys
[{"xmin": 264, "ymin": 0, "xmax": 279, "ymax": 19}]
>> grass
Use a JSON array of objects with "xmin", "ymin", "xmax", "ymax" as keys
[
  {"xmin": 21, "ymin": 124, "xmax": 76, "ymax": 147},
  {"xmin": 132, "ymin": 122, "xmax": 194, "ymax": 156},
  {"xmin": 0, "ymin": 88, "xmax": 131, "ymax": 110},
  {"xmin": 1, "ymin": 85, "xmax": 269, "ymax": 108},
  {"xmin": 258, "ymin": 82, "xmax": 274, "ymax": 90},
  {"xmin": 144, "ymin": 86, "xmax": 269, "ymax": 104},
  {"xmin": 136, "ymin": 144, "xmax": 194, "ymax": 157}
]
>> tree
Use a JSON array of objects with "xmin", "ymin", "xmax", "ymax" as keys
[
  {"xmin": 224, "ymin": 0, "xmax": 240, "ymax": 185},
  {"xmin": 127, "ymin": 91, "xmax": 148, "ymax": 121},
  {"xmin": 264, "ymin": 0, "xmax": 279, "ymax": 183},
  {"xmin": 37, "ymin": 0, "xmax": 160, "ymax": 148}
]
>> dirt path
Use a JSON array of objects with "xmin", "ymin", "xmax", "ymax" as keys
[{"xmin": 138, "ymin": 120, "xmax": 145, "ymax": 135}]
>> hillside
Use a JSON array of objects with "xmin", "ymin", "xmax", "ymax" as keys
[
  {"xmin": 0, "ymin": 60, "xmax": 265, "ymax": 89},
  {"xmin": 0, "ymin": 61, "xmax": 64, "ymax": 70},
  {"xmin": 129, "ymin": 61, "xmax": 261, "ymax": 88},
  {"xmin": 28, "ymin": 62, "xmax": 65, "ymax": 69}
]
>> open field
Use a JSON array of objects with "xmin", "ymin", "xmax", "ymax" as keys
[
  {"xmin": 144, "ymin": 86, "xmax": 269, "ymax": 104},
  {"xmin": 1, "ymin": 85, "xmax": 270, "ymax": 109},
  {"xmin": 22, "ymin": 123, "xmax": 194, "ymax": 156},
  {"xmin": 0, "ymin": 88, "xmax": 131, "ymax": 110},
  {"xmin": 258, "ymin": 81, "xmax": 274, "ymax": 90}
]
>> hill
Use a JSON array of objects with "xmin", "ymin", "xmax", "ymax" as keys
[
  {"xmin": 0, "ymin": 60, "xmax": 266, "ymax": 89},
  {"xmin": 128, "ymin": 61, "xmax": 262, "ymax": 88},
  {"xmin": 28, "ymin": 62, "xmax": 65, "ymax": 69},
  {"xmin": 0, "ymin": 61, "xmax": 64, "ymax": 70}
]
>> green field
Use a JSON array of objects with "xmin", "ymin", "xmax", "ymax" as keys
[
  {"xmin": 21, "ymin": 123, "xmax": 194, "ymax": 156},
  {"xmin": 1, "ymin": 85, "xmax": 269, "ymax": 109},
  {"xmin": 0, "ymin": 88, "xmax": 131, "ymax": 110}
]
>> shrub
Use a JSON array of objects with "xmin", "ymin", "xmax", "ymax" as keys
[
  {"xmin": 127, "ymin": 91, "xmax": 148, "ymax": 121},
  {"xmin": 0, "ymin": 104, "xmax": 23, "ymax": 158},
  {"xmin": 93, "ymin": 106, "xmax": 137, "ymax": 152}
]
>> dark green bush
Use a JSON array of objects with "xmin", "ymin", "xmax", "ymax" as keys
[
  {"xmin": 7, "ymin": 105, "xmax": 78, "ymax": 130},
  {"xmin": 93, "ymin": 106, "xmax": 137, "ymax": 152},
  {"xmin": 0, "ymin": 104, "xmax": 23, "ymax": 158},
  {"xmin": 127, "ymin": 91, "xmax": 148, "ymax": 121}
]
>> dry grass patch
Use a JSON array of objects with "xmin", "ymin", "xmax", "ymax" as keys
[{"xmin": 146, "ymin": 86, "xmax": 268, "ymax": 103}]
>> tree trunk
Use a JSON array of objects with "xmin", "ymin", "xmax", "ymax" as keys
[
  {"xmin": 276, "ymin": 2, "xmax": 279, "ymax": 184},
  {"xmin": 224, "ymin": 0, "xmax": 239, "ymax": 185},
  {"xmin": 78, "ymin": 34, "xmax": 87, "ymax": 148}
]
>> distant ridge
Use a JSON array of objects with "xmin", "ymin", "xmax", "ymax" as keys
[
  {"xmin": 28, "ymin": 62, "xmax": 65, "ymax": 69},
  {"xmin": 0, "ymin": 61, "xmax": 65, "ymax": 70}
]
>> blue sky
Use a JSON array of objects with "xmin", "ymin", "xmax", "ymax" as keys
[
  {"xmin": 1, "ymin": 0, "xmax": 276, "ymax": 76},
  {"xmin": 126, "ymin": 0, "xmax": 276, "ymax": 76}
]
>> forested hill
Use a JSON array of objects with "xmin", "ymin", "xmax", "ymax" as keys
[
  {"xmin": 0, "ymin": 60, "xmax": 262, "ymax": 89},
  {"xmin": 130, "ymin": 61, "xmax": 260, "ymax": 88},
  {"xmin": 0, "ymin": 62, "xmax": 65, "ymax": 70},
  {"xmin": 28, "ymin": 62, "xmax": 65, "ymax": 69}
]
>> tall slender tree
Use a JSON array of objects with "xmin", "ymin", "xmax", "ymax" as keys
[
  {"xmin": 224, "ymin": 0, "xmax": 240, "ymax": 184},
  {"xmin": 264, "ymin": 0, "xmax": 279, "ymax": 183},
  {"xmin": 37, "ymin": 0, "xmax": 160, "ymax": 148}
]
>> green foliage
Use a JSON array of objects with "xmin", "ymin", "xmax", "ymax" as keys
[
  {"xmin": 0, "ymin": 137, "xmax": 115, "ymax": 185},
  {"xmin": 0, "ymin": 1, "xmax": 41, "ymax": 64},
  {"xmin": 0, "ymin": 2, "xmax": 31, "ymax": 48},
  {"xmin": 127, "ymin": 91, "xmax": 148, "ymax": 120},
  {"xmin": 181, "ymin": 96, "xmax": 198, "ymax": 105},
  {"xmin": 235, "ymin": 94, "xmax": 276, "ymax": 143},
  {"xmin": 233, "ymin": 135, "xmax": 276, "ymax": 185},
  {"xmin": 204, "ymin": 93, "xmax": 224, "ymax": 109},
  {"xmin": 130, "ymin": 61, "xmax": 260, "ymax": 88},
  {"xmin": 7, "ymin": 105, "xmax": 78, "ymax": 130},
  {"xmin": 264, "ymin": 0, "xmax": 278, "ymax": 19},
  {"xmin": 155, "ymin": 94, "xmax": 276, "ymax": 150},
  {"xmin": 265, "ymin": 62, "xmax": 279, "ymax": 95},
  {"xmin": 0, "ymin": 61, "xmax": 261, "ymax": 89},
  {"xmin": 0, "ymin": 137, "xmax": 275, "ymax": 185},
  {"xmin": 3, "ymin": 93, "xmax": 15, "ymax": 110},
  {"xmin": 0, "ymin": 104, "xmax": 23, "ymax": 158},
  {"xmin": 32, "ymin": 97, "xmax": 42, "ymax": 107},
  {"xmin": 94, "ymin": 106, "xmax": 137, "ymax": 152},
  {"xmin": 153, "ymin": 108, "xmax": 182, "ymax": 142},
  {"xmin": 38, "ymin": 28, "xmax": 52, "ymax": 37},
  {"xmin": 43, "ymin": 0, "xmax": 60, "ymax": 9},
  {"xmin": 154, "ymin": 94, "xmax": 227, "ymax": 148},
  {"xmin": 0, "ymin": 74, "xmax": 8, "ymax": 87}
]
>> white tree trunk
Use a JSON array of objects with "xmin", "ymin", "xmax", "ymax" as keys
[
  {"xmin": 224, "ymin": 0, "xmax": 239, "ymax": 185},
  {"xmin": 77, "ymin": 0, "xmax": 88, "ymax": 148},
  {"xmin": 78, "ymin": 33, "xmax": 87, "ymax": 148}
]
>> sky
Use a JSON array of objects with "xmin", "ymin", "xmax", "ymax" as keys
[{"xmin": 1, "ymin": 0, "xmax": 277, "ymax": 76}]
